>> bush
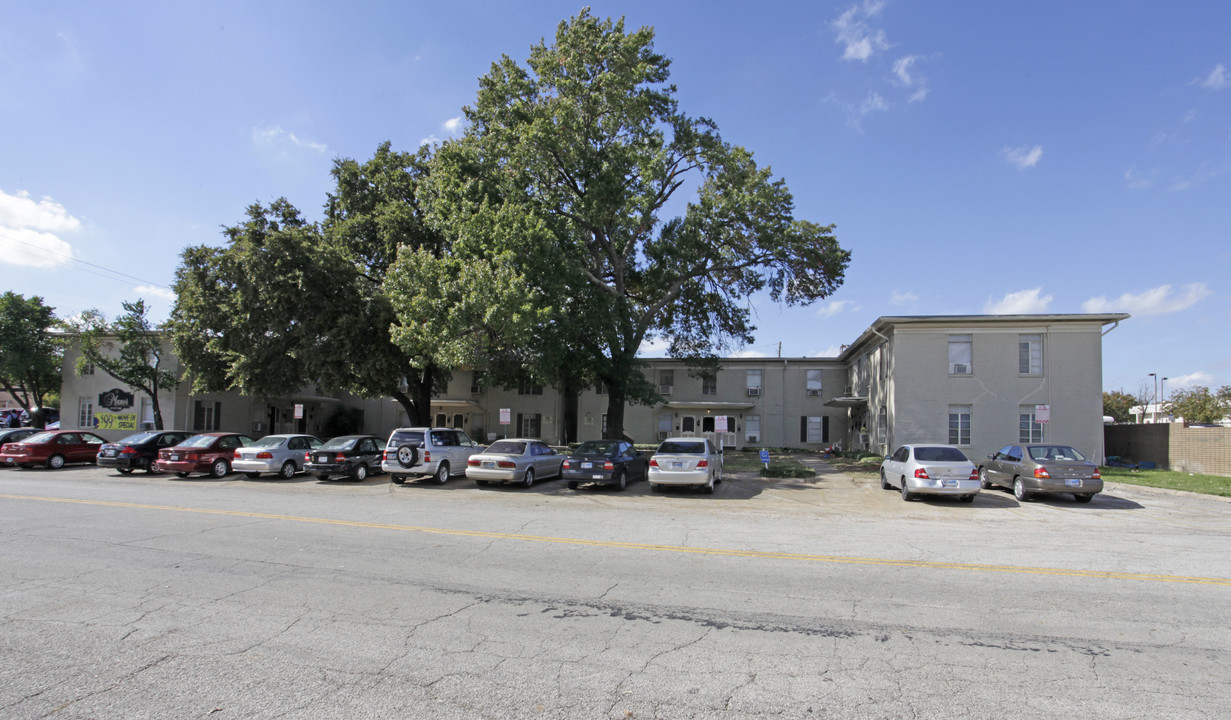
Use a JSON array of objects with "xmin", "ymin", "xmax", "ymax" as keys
[{"xmin": 760, "ymin": 465, "xmax": 817, "ymax": 478}]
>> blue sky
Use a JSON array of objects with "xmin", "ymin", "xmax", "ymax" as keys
[{"xmin": 2, "ymin": 1, "xmax": 1228, "ymax": 400}]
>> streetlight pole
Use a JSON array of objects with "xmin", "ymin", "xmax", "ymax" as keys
[
  {"xmin": 1148, "ymin": 373, "xmax": 1157, "ymax": 423},
  {"xmin": 1161, "ymin": 377, "xmax": 1168, "ymax": 422}
]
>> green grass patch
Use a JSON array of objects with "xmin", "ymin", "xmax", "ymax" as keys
[
  {"xmin": 1100, "ymin": 466, "xmax": 1231, "ymax": 498},
  {"xmin": 759, "ymin": 465, "xmax": 817, "ymax": 479}
]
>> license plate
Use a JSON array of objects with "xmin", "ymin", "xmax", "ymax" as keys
[
  {"xmin": 1065, "ymin": 479, "xmax": 1081, "ymax": 487},
  {"xmin": 104, "ymin": 449, "xmax": 116, "ymax": 457},
  {"xmin": 581, "ymin": 462, "xmax": 593, "ymax": 469},
  {"xmin": 672, "ymin": 462, "xmax": 684, "ymax": 468},
  {"xmin": 316, "ymin": 454, "xmax": 329, "ymax": 463},
  {"xmin": 483, "ymin": 461, "xmax": 496, "ymax": 469},
  {"xmin": 169, "ymin": 454, "xmax": 179, "ymax": 461},
  {"xmin": 592, "ymin": 474, "xmax": 603, "ymax": 479},
  {"xmin": 4, "ymin": 458, "xmax": 12, "ymax": 464},
  {"xmin": 942, "ymin": 480, "xmax": 958, "ymax": 488}
]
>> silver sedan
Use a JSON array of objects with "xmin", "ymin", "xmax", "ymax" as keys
[
  {"xmin": 647, "ymin": 437, "xmax": 723, "ymax": 494},
  {"xmin": 232, "ymin": 434, "xmax": 322, "ymax": 479},
  {"xmin": 465, "ymin": 439, "xmax": 564, "ymax": 487},
  {"xmin": 880, "ymin": 444, "xmax": 979, "ymax": 502}
]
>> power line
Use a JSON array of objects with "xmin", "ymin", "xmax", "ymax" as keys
[{"xmin": 0, "ymin": 230, "xmax": 173, "ymax": 290}]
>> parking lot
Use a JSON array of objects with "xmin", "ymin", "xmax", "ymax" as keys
[{"xmin": 2, "ymin": 460, "xmax": 1229, "ymax": 718}]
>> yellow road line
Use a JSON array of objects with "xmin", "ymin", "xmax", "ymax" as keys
[{"xmin": 3, "ymin": 492, "xmax": 1229, "ymax": 587}]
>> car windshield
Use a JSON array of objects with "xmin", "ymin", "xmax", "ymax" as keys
[
  {"xmin": 179, "ymin": 435, "xmax": 220, "ymax": 448},
  {"xmin": 320, "ymin": 437, "xmax": 358, "ymax": 451},
  {"xmin": 913, "ymin": 447, "xmax": 969, "ymax": 462},
  {"xmin": 21, "ymin": 432, "xmax": 56, "ymax": 444},
  {"xmin": 118, "ymin": 432, "xmax": 160, "ymax": 444},
  {"xmin": 1028, "ymin": 445, "xmax": 1087, "ymax": 462},
  {"xmin": 657, "ymin": 441, "xmax": 706, "ymax": 454},
  {"xmin": 575, "ymin": 441, "xmax": 617, "ymax": 456},
  {"xmin": 485, "ymin": 441, "xmax": 526, "ymax": 454},
  {"xmin": 250, "ymin": 436, "xmax": 287, "ymax": 448},
  {"xmin": 388, "ymin": 431, "xmax": 425, "ymax": 448}
]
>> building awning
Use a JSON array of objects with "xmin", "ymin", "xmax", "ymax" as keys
[
  {"xmin": 431, "ymin": 399, "xmax": 481, "ymax": 409},
  {"xmin": 662, "ymin": 401, "xmax": 757, "ymax": 411},
  {"xmin": 825, "ymin": 396, "xmax": 868, "ymax": 408}
]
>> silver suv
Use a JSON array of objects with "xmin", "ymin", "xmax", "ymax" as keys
[{"xmin": 383, "ymin": 427, "xmax": 483, "ymax": 484}]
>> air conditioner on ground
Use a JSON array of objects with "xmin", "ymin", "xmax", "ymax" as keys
[
  {"xmin": 659, "ymin": 385, "xmax": 673, "ymax": 395},
  {"xmin": 806, "ymin": 389, "xmax": 822, "ymax": 397},
  {"xmin": 747, "ymin": 387, "xmax": 762, "ymax": 397},
  {"xmin": 951, "ymin": 363, "xmax": 969, "ymax": 374}
]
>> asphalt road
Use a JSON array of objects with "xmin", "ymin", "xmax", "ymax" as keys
[{"xmin": 1, "ymin": 460, "xmax": 1228, "ymax": 719}]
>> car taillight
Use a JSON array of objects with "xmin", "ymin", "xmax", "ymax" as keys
[
  {"xmin": 233, "ymin": 451, "xmax": 241, "ymax": 459},
  {"xmin": 697, "ymin": 459, "xmax": 708, "ymax": 468},
  {"xmin": 256, "ymin": 452, "xmax": 273, "ymax": 459},
  {"xmin": 562, "ymin": 460, "xmax": 571, "ymax": 469},
  {"xmin": 305, "ymin": 452, "xmax": 311, "ymax": 462},
  {"xmin": 423, "ymin": 451, "xmax": 431, "ymax": 462},
  {"xmin": 468, "ymin": 459, "xmax": 480, "ymax": 467},
  {"xmin": 335, "ymin": 454, "xmax": 347, "ymax": 462},
  {"xmin": 1092, "ymin": 468, "xmax": 1101, "ymax": 479},
  {"xmin": 603, "ymin": 461, "xmax": 614, "ymax": 470},
  {"xmin": 498, "ymin": 460, "xmax": 515, "ymax": 468},
  {"xmin": 649, "ymin": 458, "xmax": 659, "ymax": 467},
  {"xmin": 914, "ymin": 468, "xmax": 930, "ymax": 479},
  {"xmin": 382, "ymin": 451, "xmax": 389, "ymax": 461},
  {"xmin": 968, "ymin": 468, "xmax": 978, "ymax": 480},
  {"xmin": 1034, "ymin": 467, "xmax": 1051, "ymax": 479},
  {"xmin": 120, "ymin": 446, "xmax": 137, "ymax": 455}
]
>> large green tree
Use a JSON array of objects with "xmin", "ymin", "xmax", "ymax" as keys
[
  {"xmin": 0, "ymin": 292, "xmax": 61, "ymax": 426},
  {"xmin": 69, "ymin": 299, "xmax": 178, "ymax": 430},
  {"xmin": 420, "ymin": 10, "xmax": 850, "ymax": 436},
  {"xmin": 1165, "ymin": 386, "xmax": 1231, "ymax": 426},
  {"xmin": 1102, "ymin": 389, "xmax": 1136, "ymax": 424}
]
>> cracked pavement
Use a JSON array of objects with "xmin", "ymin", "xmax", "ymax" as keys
[{"xmin": 0, "ymin": 464, "xmax": 1228, "ymax": 718}]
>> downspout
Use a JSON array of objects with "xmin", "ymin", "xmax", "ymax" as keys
[{"xmin": 869, "ymin": 327, "xmax": 889, "ymax": 453}]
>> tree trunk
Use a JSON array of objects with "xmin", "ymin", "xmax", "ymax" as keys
[
  {"xmin": 604, "ymin": 388, "xmax": 627, "ymax": 441},
  {"xmin": 150, "ymin": 392, "xmax": 165, "ymax": 431},
  {"xmin": 390, "ymin": 365, "xmax": 435, "ymax": 427}
]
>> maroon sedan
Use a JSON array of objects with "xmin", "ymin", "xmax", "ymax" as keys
[
  {"xmin": 0, "ymin": 430, "xmax": 107, "ymax": 469},
  {"xmin": 156, "ymin": 432, "xmax": 254, "ymax": 478}
]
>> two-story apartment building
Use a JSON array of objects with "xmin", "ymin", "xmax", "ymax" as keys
[{"xmin": 59, "ymin": 313, "xmax": 1127, "ymax": 461}]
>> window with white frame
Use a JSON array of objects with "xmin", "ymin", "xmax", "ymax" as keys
[
  {"xmin": 948, "ymin": 405, "xmax": 971, "ymax": 446},
  {"xmin": 658, "ymin": 370, "xmax": 674, "ymax": 394},
  {"xmin": 805, "ymin": 416, "xmax": 824, "ymax": 443},
  {"xmin": 194, "ymin": 400, "xmax": 221, "ymax": 431},
  {"xmin": 745, "ymin": 415, "xmax": 761, "ymax": 443},
  {"xmin": 81, "ymin": 361, "xmax": 94, "ymax": 376},
  {"xmin": 877, "ymin": 406, "xmax": 887, "ymax": 445},
  {"xmin": 1019, "ymin": 334, "xmax": 1043, "ymax": 375},
  {"xmin": 78, "ymin": 397, "xmax": 94, "ymax": 429},
  {"xmin": 806, "ymin": 369, "xmax": 823, "ymax": 396},
  {"xmin": 657, "ymin": 413, "xmax": 672, "ymax": 440},
  {"xmin": 1019, "ymin": 406, "xmax": 1045, "ymax": 443},
  {"xmin": 948, "ymin": 334, "xmax": 972, "ymax": 375},
  {"xmin": 746, "ymin": 369, "xmax": 762, "ymax": 395}
]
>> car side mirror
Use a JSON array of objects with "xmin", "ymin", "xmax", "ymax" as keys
[
  {"xmin": 884, "ymin": 455, "xmax": 892, "ymax": 461},
  {"xmin": 987, "ymin": 454, "xmax": 995, "ymax": 460}
]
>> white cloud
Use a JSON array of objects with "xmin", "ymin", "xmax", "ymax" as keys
[
  {"xmin": 252, "ymin": 125, "xmax": 328, "ymax": 154},
  {"xmin": 890, "ymin": 290, "xmax": 918, "ymax": 306},
  {"xmin": 419, "ymin": 134, "xmax": 442, "ymax": 147},
  {"xmin": 133, "ymin": 285, "xmax": 175, "ymax": 301},
  {"xmin": 826, "ymin": 91, "xmax": 891, "ymax": 132},
  {"xmin": 892, "ymin": 55, "xmax": 930, "ymax": 102},
  {"xmin": 833, "ymin": 1, "xmax": 889, "ymax": 62},
  {"xmin": 1123, "ymin": 166, "xmax": 1155, "ymax": 190},
  {"xmin": 443, "ymin": 116, "xmax": 464, "ymax": 134},
  {"xmin": 1082, "ymin": 283, "xmax": 1211, "ymax": 315},
  {"xmin": 0, "ymin": 189, "xmax": 80, "ymax": 268},
  {"xmin": 984, "ymin": 288, "xmax": 1053, "ymax": 315},
  {"xmin": 1196, "ymin": 64, "xmax": 1230, "ymax": 90},
  {"xmin": 1002, "ymin": 145, "xmax": 1043, "ymax": 169},
  {"xmin": 731, "ymin": 349, "xmax": 769, "ymax": 358},
  {"xmin": 808, "ymin": 344, "xmax": 846, "ymax": 358},
  {"xmin": 816, "ymin": 299, "xmax": 859, "ymax": 318},
  {"xmin": 1167, "ymin": 371, "xmax": 1215, "ymax": 391},
  {"xmin": 636, "ymin": 336, "xmax": 671, "ymax": 358}
]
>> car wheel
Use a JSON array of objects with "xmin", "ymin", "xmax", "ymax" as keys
[
  {"xmin": 245, "ymin": 472, "xmax": 261, "ymax": 479},
  {"xmin": 176, "ymin": 472, "xmax": 189, "ymax": 478},
  {"xmin": 396, "ymin": 445, "xmax": 419, "ymax": 469},
  {"xmin": 118, "ymin": 468, "xmax": 133, "ymax": 475},
  {"xmin": 520, "ymin": 467, "xmax": 535, "ymax": 487},
  {"xmin": 979, "ymin": 467, "xmax": 993, "ymax": 490},
  {"xmin": 280, "ymin": 461, "xmax": 297, "ymax": 479},
  {"xmin": 352, "ymin": 463, "xmax": 368, "ymax": 482},
  {"xmin": 613, "ymin": 470, "xmax": 626, "ymax": 491},
  {"xmin": 47, "ymin": 454, "xmax": 66, "ymax": 470},
  {"xmin": 880, "ymin": 469, "xmax": 890, "ymax": 490},
  {"xmin": 391, "ymin": 474, "xmax": 406, "ymax": 485},
  {"xmin": 960, "ymin": 494, "xmax": 975, "ymax": 503},
  {"xmin": 434, "ymin": 462, "xmax": 450, "ymax": 485},
  {"xmin": 1013, "ymin": 477, "xmax": 1031, "ymax": 502},
  {"xmin": 701, "ymin": 475, "xmax": 715, "ymax": 495},
  {"xmin": 1074, "ymin": 493, "xmax": 1095, "ymax": 504},
  {"xmin": 567, "ymin": 480, "xmax": 579, "ymax": 490},
  {"xmin": 210, "ymin": 459, "xmax": 229, "ymax": 478},
  {"xmin": 900, "ymin": 477, "xmax": 914, "ymax": 501}
]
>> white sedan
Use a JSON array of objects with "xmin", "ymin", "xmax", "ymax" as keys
[
  {"xmin": 465, "ymin": 438, "xmax": 564, "ymax": 487},
  {"xmin": 232, "ymin": 434, "xmax": 322, "ymax": 479},
  {"xmin": 648, "ymin": 437, "xmax": 723, "ymax": 494},
  {"xmin": 880, "ymin": 444, "xmax": 979, "ymax": 502}
]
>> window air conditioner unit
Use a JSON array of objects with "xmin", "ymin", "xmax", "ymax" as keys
[
  {"xmin": 659, "ymin": 385, "xmax": 673, "ymax": 395},
  {"xmin": 252, "ymin": 421, "xmax": 264, "ymax": 432},
  {"xmin": 139, "ymin": 422, "xmax": 155, "ymax": 431},
  {"xmin": 746, "ymin": 435, "xmax": 759, "ymax": 443},
  {"xmin": 951, "ymin": 363, "xmax": 969, "ymax": 375},
  {"xmin": 470, "ymin": 385, "xmax": 481, "ymax": 394},
  {"xmin": 657, "ymin": 431, "xmax": 669, "ymax": 441},
  {"xmin": 806, "ymin": 389, "xmax": 822, "ymax": 397},
  {"xmin": 747, "ymin": 387, "xmax": 761, "ymax": 397}
]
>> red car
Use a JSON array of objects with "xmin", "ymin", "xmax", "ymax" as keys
[
  {"xmin": 156, "ymin": 432, "xmax": 254, "ymax": 478},
  {"xmin": 0, "ymin": 430, "xmax": 107, "ymax": 469}
]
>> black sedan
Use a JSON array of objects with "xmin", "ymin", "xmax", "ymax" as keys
[
  {"xmin": 97, "ymin": 430, "xmax": 195, "ymax": 474},
  {"xmin": 0, "ymin": 427, "xmax": 37, "ymax": 450},
  {"xmin": 305, "ymin": 435, "xmax": 385, "ymax": 481},
  {"xmin": 562, "ymin": 439, "xmax": 649, "ymax": 491}
]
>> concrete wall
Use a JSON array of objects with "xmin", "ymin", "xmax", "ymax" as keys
[{"xmin": 1106, "ymin": 423, "xmax": 1231, "ymax": 476}]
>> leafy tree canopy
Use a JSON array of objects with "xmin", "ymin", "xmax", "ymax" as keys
[
  {"xmin": 69, "ymin": 299, "xmax": 178, "ymax": 429},
  {"xmin": 419, "ymin": 9, "xmax": 849, "ymax": 435},
  {"xmin": 1102, "ymin": 389, "xmax": 1136, "ymax": 423},
  {"xmin": 0, "ymin": 291, "xmax": 61, "ymax": 424},
  {"xmin": 1165, "ymin": 385, "xmax": 1231, "ymax": 426}
]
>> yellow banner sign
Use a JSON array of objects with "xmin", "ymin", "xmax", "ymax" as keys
[{"xmin": 96, "ymin": 413, "xmax": 138, "ymax": 431}]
